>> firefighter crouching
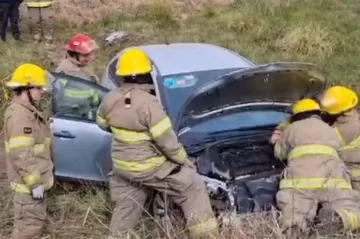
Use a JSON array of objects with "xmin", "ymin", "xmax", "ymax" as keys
[
  {"xmin": 320, "ymin": 86, "xmax": 360, "ymax": 190},
  {"xmin": 96, "ymin": 48, "xmax": 219, "ymax": 239},
  {"xmin": 4, "ymin": 63, "xmax": 54, "ymax": 239},
  {"xmin": 274, "ymin": 98, "xmax": 360, "ymax": 236}
]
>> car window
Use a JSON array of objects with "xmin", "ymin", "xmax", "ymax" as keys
[
  {"xmin": 107, "ymin": 56, "xmax": 158, "ymax": 88},
  {"xmin": 108, "ymin": 57, "xmax": 123, "ymax": 86},
  {"xmin": 50, "ymin": 72, "xmax": 109, "ymax": 122},
  {"xmin": 161, "ymin": 68, "xmax": 242, "ymax": 122},
  {"xmin": 106, "ymin": 56, "xmax": 159, "ymax": 99}
]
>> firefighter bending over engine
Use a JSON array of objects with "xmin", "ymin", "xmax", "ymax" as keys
[
  {"xmin": 320, "ymin": 86, "xmax": 360, "ymax": 190},
  {"xmin": 274, "ymin": 98, "xmax": 360, "ymax": 237}
]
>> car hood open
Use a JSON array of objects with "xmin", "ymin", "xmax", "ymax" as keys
[{"xmin": 175, "ymin": 62, "xmax": 327, "ymax": 131}]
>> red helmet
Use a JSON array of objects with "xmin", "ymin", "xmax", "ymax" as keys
[{"xmin": 65, "ymin": 33, "xmax": 99, "ymax": 54}]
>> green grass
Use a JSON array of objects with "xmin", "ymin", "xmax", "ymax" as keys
[
  {"xmin": 3, "ymin": 0, "xmax": 360, "ymax": 85},
  {"xmin": 3, "ymin": 0, "xmax": 360, "ymax": 84},
  {"xmin": 2, "ymin": 0, "xmax": 360, "ymax": 238}
]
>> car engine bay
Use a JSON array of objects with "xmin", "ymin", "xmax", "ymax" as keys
[{"xmin": 194, "ymin": 132, "xmax": 286, "ymax": 214}]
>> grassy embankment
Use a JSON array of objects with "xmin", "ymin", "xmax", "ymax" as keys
[{"xmin": 1, "ymin": 0, "xmax": 360, "ymax": 238}]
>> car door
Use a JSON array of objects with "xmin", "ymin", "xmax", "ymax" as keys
[{"xmin": 50, "ymin": 72, "xmax": 112, "ymax": 183}]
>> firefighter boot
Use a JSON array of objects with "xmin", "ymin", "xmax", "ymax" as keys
[{"xmin": 315, "ymin": 207, "xmax": 343, "ymax": 235}]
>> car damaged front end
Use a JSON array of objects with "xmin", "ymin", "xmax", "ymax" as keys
[
  {"xmin": 197, "ymin": 132, "xmax": 284, "ymax": 214},
  {"xmin": 153, "ymin": 62, "xmax": 327, "ymax": 224}
]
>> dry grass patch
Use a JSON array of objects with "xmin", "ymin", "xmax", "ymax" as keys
[
  {"xmin": 276, "ymin": 23, "xmax": 336, "ymax": 60},
  {"xmin": 1, "ymin": 0, "xmax": 360, "ymax": 237},
  {"xmin": 0, "ymin": 41, "xmax": 50, "ymax": 77},
  {"xmin": 209, "ymin": 10, "xmax": 263, "ymax": 34},
  {"xmin": 1, "ymin": 182, "xmax": 359, "ymax": 239},
  {"xmin": 53, "ymin": 0, "xmax": 233, "ymax": 25},
  {"xmin": 135, "ymin": 2, "xmax": 180, "ymax": 30}
]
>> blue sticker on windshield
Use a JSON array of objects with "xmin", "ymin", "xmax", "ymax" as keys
[{"xmin": 163, "ymin": 75, "xmax": 197, "ymax": 89}]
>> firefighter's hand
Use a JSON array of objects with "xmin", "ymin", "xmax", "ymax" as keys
[
  {"xmin": 270, "ymin": 130, "xmax": 281, "ymax": 145},
  {"xmin": 32, "ymin": 185, "xmax": 45, "ymax": 199}
]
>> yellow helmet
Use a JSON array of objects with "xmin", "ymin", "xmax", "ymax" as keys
[
  {"xmin": 320, "ymin": 86, "xmax": 358, "ymax": 115},
  {"xmin": 292, "ymin": 98, "xmax": 320, "ymax": 115},
  {"xmin": 6, "ymin": 63, "xmax": 47, "ymax": 89},
  {"xmin": 116, "ymin": 48, "xmax": 152, "ymax": 76}
]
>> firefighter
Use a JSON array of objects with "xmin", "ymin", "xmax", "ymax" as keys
[
  {"xmin": 96, "ymin": 48, "xmax": 219, "ymax": 239},
  {"xmin": 274, "ymin": 98, "xmax": 360, "ymax": 237},
  {"xmin": 55, "ymin": 33, "xmax": 100, "ymax": 84},
  {"xmin": 25, "ymin": 0, "xmax": 53, "ymax": 43},
  {"xmin": 54, "ymin": 33, "xmax": 100, "ymax": 118},
  {"xmin": 0, "ymin": 0, "xmax": 23, "ymax": 41},
  {"xmin": 320, "ymin": 86, "xmax": 360, "ymax": 190},
  {"xmin": 270, "ymin": 93, "xmax": 322, "ymax": 145},
  {"xmin": 4, "ymin": 63, "xmax": 54, "ymax": 239}
]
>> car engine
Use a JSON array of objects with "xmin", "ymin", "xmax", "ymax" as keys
[{"xmin": 195, "ymin": 133, "xmax": 286, "ymax": 214}]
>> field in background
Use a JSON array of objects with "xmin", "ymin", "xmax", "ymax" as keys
[{"xmin": 1, "ymin": 0, "xmax": 360, "ymax": 238}]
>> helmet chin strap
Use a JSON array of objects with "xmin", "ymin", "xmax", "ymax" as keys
[
  {"xmin": 67, "ymin": 51, "xmax": 87, "ymax": 67},
  {"xmin": 26, "ymin": 89, "xmax": 38, "ymax": 108}
]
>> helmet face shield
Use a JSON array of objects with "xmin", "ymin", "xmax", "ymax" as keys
[
  {"xmin": 73, "ymin": 39, "xmax": 99, "ymax": 55},
  {"xmin": 84, "ymin": 40, "xmax": 99, "ymax": 53},
  {"xmin": 320, "ymin": 96, "xmax": 337, "ymax": 110}
]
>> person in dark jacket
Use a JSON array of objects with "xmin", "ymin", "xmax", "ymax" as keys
[{"xmin": 0, "ymin": 0, "xmax": 23, "ymax": 41}]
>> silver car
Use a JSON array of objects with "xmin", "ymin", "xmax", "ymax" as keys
[
  {"xmin": 51, "ymin": 43, "xmax": 255, "ymax": 183},
  {"xmin": 50, "ymin": 42, "xmax": 326, "ymax": 214}
]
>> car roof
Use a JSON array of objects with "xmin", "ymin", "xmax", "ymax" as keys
[{"xmin": 123, "ymin": 43, "xmax": 255, "ymax": 76}]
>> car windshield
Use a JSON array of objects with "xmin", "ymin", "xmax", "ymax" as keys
[{"xmin": 161, "ymin": 68, "xmax": 242, "ymax": 121}]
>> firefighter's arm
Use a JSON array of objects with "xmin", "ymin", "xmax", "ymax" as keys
[
  {"xmin": 140, "ymin": 98, "xmax": 187, "ymax": 165},
  {"xmin": 270, "ymin": 117, "xmax": 291, "ymax": 145},
  {"xmin": 6, "ymin": 114, "xmax": 42, "ymax": 189},
  {"xmin": 274, "ymin": 127, "xmax": 291, "ymax": 160},
  {"xmin": 276, "ymin": 117, "xmax": 291, "ymax": 132},
  {"xmin": 96, "ymin": 98, "xmax": 111, "ymax": 132}
]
